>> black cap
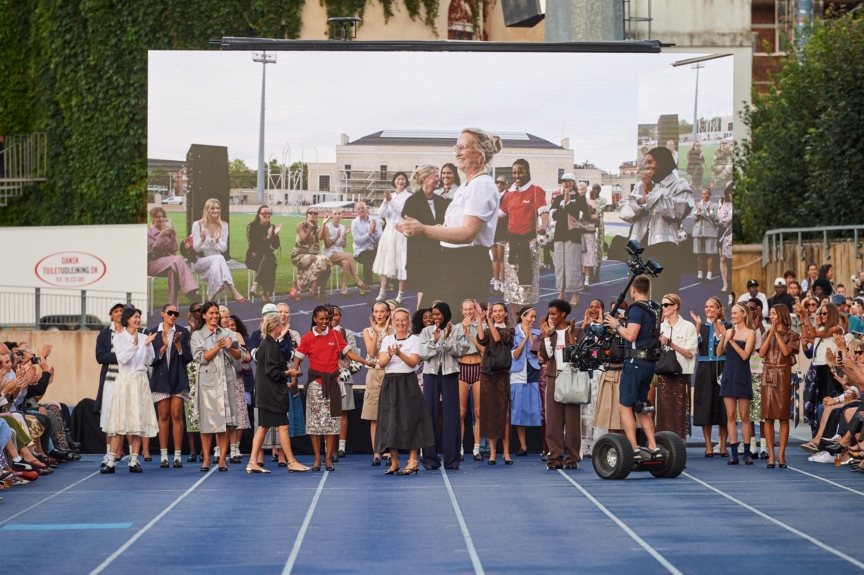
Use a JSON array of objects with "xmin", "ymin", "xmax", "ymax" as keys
[{"xmin": 747, "ymin": 279, "xmax": 759, "ymax": 288}]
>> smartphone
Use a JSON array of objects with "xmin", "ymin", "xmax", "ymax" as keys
[{"xmin": 30, "ymin": 356, "xmax": 41, "ymax": 364}]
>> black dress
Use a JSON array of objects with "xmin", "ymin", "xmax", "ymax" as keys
[
  {"xmin": 692, "ymin": 322, "xmax": 729, "ymax": 426},
  {"xmin": 719, "ymin": 340, "xmax": 753, "ymax": 400},
  {"xmin": 402, "ymin": 190, "xmax": 449, "ymax": 295},
  {"xmin": 255, "ymin": 334, "xmax": 290, "ymax": 428}
]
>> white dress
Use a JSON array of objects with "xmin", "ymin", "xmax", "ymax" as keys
[
  {"xmin": 105, "ymin": 330, "xmax": 159, "ymax": 437},
  {"xmin": 372, "ymin": 190, "xmax": 410, "ymax": 280},
  {"xmin": 191, "ymin": 221, "xmax": 234, "ymax": 299},
  {"xmin": 322, "ymin": 222, "xmax": 349, "ymax": 257}
]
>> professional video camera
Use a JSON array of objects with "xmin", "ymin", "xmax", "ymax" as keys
[{"xmin": 563, "ymin": 239, "xmax": 663, "ymax": 371}]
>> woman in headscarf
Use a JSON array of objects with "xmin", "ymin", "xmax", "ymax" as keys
[
  {"xmin": 419, "ymin": 301, "xmax": 465, "ymax": 470},
  {"xmin": 619, "ymin": 146, "xmax": 694, "ymax": 297}
]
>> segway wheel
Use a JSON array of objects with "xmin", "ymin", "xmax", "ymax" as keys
[
  {"xmin": 592, "ymin": 433, "xmax": 634, "ymax": 480},
  {"xmin": 649, "ymin": 431, "xmax": 687, "ymax": 478}
]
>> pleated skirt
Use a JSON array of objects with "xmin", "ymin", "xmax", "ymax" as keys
[
  {"xmin": 375, "ymin": 372, "xmax": 435, "ymax": 451},
  {"xmin": 510, "ymin": 382, "xmax": 542, "ymax": 427},
  {"xmin": 105, "ymin": 372, "xmax": 158, "ymax": 437}
]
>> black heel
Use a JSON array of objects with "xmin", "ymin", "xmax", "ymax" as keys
[
  {"xmin": 384, "ymin": 466, "xmax": 401, "ymax": 475},
  {"xmin": 398, "ymin": 465, "xmax": 419, "ymax": 475}
]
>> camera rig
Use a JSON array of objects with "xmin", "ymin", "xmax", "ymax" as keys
[{"xmin": 563, "ymin": 239, "xmax": 663, "ymax": 371}]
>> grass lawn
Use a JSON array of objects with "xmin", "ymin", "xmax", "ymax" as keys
[{"xmin": 151, "ymin": 212, "xmax": 369, "ymax": 306}]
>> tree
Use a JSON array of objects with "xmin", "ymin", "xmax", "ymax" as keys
[
  {"xmin": 678, "ymin": 119, "xmax": 693, "ymax": 135},
  {"xmin": 735, "ymin": 10, "xmax": 864, "ymax": 243},
  {"xmin": 229, "ymin": 158, "xmax": 256, "ymax": 189}
]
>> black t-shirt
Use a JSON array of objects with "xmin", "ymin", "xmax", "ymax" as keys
[
  {"xmin": 626, "ymin": 302, "xmax": 655, "ymax": 365},
  {"xmin": 766, "ymin": 292, "xmax": 795, "ymax": 313}
]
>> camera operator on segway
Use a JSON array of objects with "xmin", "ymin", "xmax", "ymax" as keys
[{"xmin": 602, "ymin": 275, "xmax": 662, "ymax": 463}]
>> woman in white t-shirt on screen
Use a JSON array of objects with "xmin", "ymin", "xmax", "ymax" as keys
[
  {"xmin": 399, "ymin": 128, "xmax": 502, "ymax": 305},
  {"xmin": 375, "ymin": 308, "xmax": 435, "ymax": 475},
  {"xmin": 322, "ymin": 208, "xmax": 367, "ymax": 297}
]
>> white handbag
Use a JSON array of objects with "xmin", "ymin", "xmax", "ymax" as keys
[{"xmin": 554, "ymin": 364, "xmax": 591, "ymax": 405}]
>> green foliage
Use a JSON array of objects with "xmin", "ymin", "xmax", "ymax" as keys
[
  {"xmin": 0, "ymin": 0, "xmax": 438, "ymax": 227},
  {"xmin": 736, "ymin": 10, "xmax": 864, "ymax": 243}
]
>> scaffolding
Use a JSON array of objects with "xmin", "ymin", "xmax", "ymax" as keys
[
  {"xmin": 623, "ymin": 0, "xmax": 652, "ymax": 40},
  {"xmin": 0, "ymin": 132, "xmax": 48, "ymax": 207}
]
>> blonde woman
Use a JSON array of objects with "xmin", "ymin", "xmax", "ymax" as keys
[
  {"xmin": 716, "ymin": 303, "xmax": 757, "ymax": 465},
  {"xmin": 692, "ymin": 297, "xmax": 730, "ymax": 456},
  {"xmin": 450, "ymin": 299, "xmax": 483, "ymax": 460},
  {"xmin": 402, "ymin": 165, "xmax": 448, "ymax": 308},
  {"xmin": 361, "ymin": 301, "xmax": 394, "ymax": 466},
  {"xmin": 373, "ymin": 172, "xmax": 410, "ymax": 305},
  {"xmin": 399, "ymin": 128, "xmax": 502, "ymax": 305},
  {"xmin": 191, "ymin": 199, "xmax": 246, "ymax": 303},
  {"xmin": 656, "ymin": 294, "xmax": 698, "ymax": 441},
  {"xmin": 322, "ymin": 208, "xmax": 368, "ymax": 298}
]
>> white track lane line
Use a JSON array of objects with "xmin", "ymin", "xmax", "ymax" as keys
[
  {"xmin": 0, "ymin": 469, "xmax": 100, "ymax": 526},
  {"xmin": 88, "ymin": 467, "xmax": 216, "ymax": 575},
  {"xmin": 683, "ymin": 472, "xmax": 864, "ymax": 569},
  {"xmin": 282, "ymin": 470, "xmax": 329, "ymax": 575},
  {"xmin": 557, "ymin": 471, "xmax": 683, "ymax": 575},
  {"xmin": 441, "ymin": 467, "xmax": 485, "ymax": 575},
  {"xmin": 786, "ymin": 465, "xmax": 864, "ymax": 497}
]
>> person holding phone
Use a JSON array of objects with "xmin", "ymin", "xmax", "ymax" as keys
[{"xmin": 101, "ymin": 307, "xmax": 159, "ymax": 474}]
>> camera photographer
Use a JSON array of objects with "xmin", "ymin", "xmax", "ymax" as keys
[{"xmin": 603, "ymin": 275, "xmax": 661, "ymax": 460}]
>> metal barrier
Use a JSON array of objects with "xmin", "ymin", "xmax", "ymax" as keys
[
  {"xmin": 0, "ymin": 286, "xmax": 147, "ymax": 330},
  {"xmin": 762, "ymin": 225, "xmax": 864, "ymax": 267},
  {"xmin": 0, "ymin": 132, "xmax": 48, "ymax": 206}
]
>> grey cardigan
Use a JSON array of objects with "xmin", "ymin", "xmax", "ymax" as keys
[{"xmin": 419, "ymin": 324, "xmax": 466, "ymax": 376}]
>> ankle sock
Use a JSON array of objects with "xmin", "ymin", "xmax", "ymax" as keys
[
  {"xmin": 174, "ymin": 450, "xmax": 182, "ymax": 461},
  {"xmin": 730, "ymin": 444, "xmax": 739, "ymax": 459},
  {"xmin": 214, "ymin": 446, "xmax": 221, "ymax": 458},
  {"xmin": 760, "ymin": 438, "xmax": 767, "ymax": 451},
  {"xmin": 339, "ymin": 440, "xmax": 346, "ymax": 451},
  {"xmin": 377, "ymin": 288, "xmax": 386, "ymax": 299},
  {"xmin": 106, "ymin": 453, "xmax": 116, "ymax": 468},
  {"xmin": 130, "ymin": 453, "xmax": 139, "ymax": 466},
  {"xmin": 106, "ymin": 444, "xmax": 112, "ymax": 455},
  {"xmin": 396, "ymin": 291, "xmax": 404, "ymax": 300},
  {"xmin": 12, "ymin": 456, "xmax": 22, "ymax": 463},
  {"xmin": 473, "ymin": 443, "xmax": 481, "ymax": 456},
  {"xmin": 160, "ymin": 448, "xmax": 168, "ymax": 462},
  {"xmin": 230, "ymin": 444, "xmax": 239, "ymax": 458}
]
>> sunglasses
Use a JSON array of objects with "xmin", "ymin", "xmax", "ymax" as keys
[
  {"xmin": 806, "ymin": 303, "xmax": 817, "ymax": 307},
  {"xmin": 308, "ymin": 212, "xmax": 318, "ymax": 216},
  {"xmin": 661, "ymin": 303, "xmax": 675, "ymax": 308},
  {"xmin": 856, "ymin": 350, "xmax": 864, "ymax": 356},
  {"xmin": 164, "ymin": 310, "xmax": 180, "ymax": 318},
  {"xmin": 190, "ymin": 307, "xmax": 203, "ymax": 314},
  {"xmin": 819, "ymin": 312, "xmax": 828, "ymax": 316}
]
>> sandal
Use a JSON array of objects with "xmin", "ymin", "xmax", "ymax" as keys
[
  {"xmin": 800, "ymin": 441, "xmax": 819, "ymax": 453},
  {"xmin": 249, "ymin": 284, "xmax": 260, "ymax": 298},
  {"xmin": 287, "ymin": 460, "xmax": 310, "ymax": 473}
]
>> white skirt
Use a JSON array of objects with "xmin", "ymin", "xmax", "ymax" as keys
[
  {"xmin": 372, "ymin": 225, "xmax": 407, "ymax": 280},
  {"xmin": 99, "ymin": 377, "xmax": 116, "ymax": 431},
  {"xmin": 105, "ymin": 372, "xmax": 159, "ymax": 437},
  {"xmin": 192, "ymin": 254, "xmax": 234, "ymax": 299}
]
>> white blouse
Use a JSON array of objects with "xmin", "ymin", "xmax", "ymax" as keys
[
  {"xmin": 441, "ymin": 174, "xmax": 499, "ymax": 249},
  {"xmin": 192, "ymin": 221, "xmax": 229, "ymax": 257},
  {"xmin": 378, "ymin": 190, "xmax": 411, "ymax": 226},
  {"xmin": 660, "ymin": 318, "xmax": 698, "ymax": 375},
  {"xmin": 114, "ymin": 329, "xmax": 155, "ymax": 374},
  {"xmin": 381, "ymin": 334, "xmax": 422, "ymax": 374}
]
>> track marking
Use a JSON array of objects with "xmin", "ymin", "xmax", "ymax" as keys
[
  {"xmin": 683, "ymin": 472, "xmax": 864, "ymax": 569},
  {"xmin": 557, "ymin": 471, "xmax": 683, "ymax": 575},
  {"xmin": 441, "ymin": 467, "xmax": 485, "ymax": 575},
  {"xmin": 0, "ymin": 470, "xmax": 100, "ymax": 526},
  {"xmin": 282, "ymin": 470, "xmax": 329, "ymax": 575},
  {"xmin": 786, "ymin": 465, "xmax": 864, "ymax": 497},
  {"xmin": 88, "ymin": 467, "xmax": 216, "ymax": 575}
]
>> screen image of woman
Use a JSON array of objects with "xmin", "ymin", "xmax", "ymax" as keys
[{"xmin": 191, "ymin": 198, "xmax": 247, "ymax": 304}]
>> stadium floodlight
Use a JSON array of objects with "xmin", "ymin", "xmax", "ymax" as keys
[{"xmin": 253, "ymin": 51, "xmax": 276, "ymax": 205}]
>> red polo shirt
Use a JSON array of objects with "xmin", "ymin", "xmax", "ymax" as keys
[
  {"xmin": 501, "ymin": 183, "xmax": 547, "ymax": 236},
  {"xmin": 295, "ymin": 328, "xmax": 350, "ymax": 383}
]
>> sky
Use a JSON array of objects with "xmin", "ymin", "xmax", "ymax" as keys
[{"xmin": 148, "ymin": 49, "xmax": 733, "ymax": 174}]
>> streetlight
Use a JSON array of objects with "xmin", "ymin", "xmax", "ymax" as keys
[
  {"xmin": 671, "ymin": 53, "xmax": 732, "ymax": 144},
  {"xmin": 253, "ymin": 51, "xmax": 276, "ymax": 205}
]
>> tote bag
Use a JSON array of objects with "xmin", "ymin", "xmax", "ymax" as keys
[{"xmin": 553, "ymin": 364, "xmax": 591, "ymax": 405}]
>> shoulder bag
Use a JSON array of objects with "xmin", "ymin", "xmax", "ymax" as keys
[
  {"xmin": 482, "ymin": 340, "xmax": 512, "ymax": 373},
  {"xmin": 655, "ymin": 326, "xmax": 683, "ymax": 376},
  {"xmin": 553, "ymin": 364, "xmax": 591, "ymax": 405}
]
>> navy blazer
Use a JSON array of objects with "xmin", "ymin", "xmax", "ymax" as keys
[
  {"xmin": 149, "ymin": 325, "xmax": 193, "ymax": 395},
  {"xmin": 94, "ymin": 326, "xmax": 118, "ymax": 413}
]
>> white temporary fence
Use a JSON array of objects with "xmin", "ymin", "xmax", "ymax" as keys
[{"xmin": 0, "ymin": 285, "xmax": 147, "ymax": 330}]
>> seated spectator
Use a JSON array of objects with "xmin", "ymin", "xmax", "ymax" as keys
[
  {"xmin": 322, "ymin": 208, "xmax": 367, "ymax": 298},
  {"xmin": 148, "ymin": 206, "xmax": 200, "ymax": 307},
  {"xmin": 245, "ymin": 205, "xmax": 281, "ymax": 303}
]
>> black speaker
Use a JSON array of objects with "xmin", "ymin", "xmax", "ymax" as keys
[
  {"xmin": 186, "ymin": 144, "xmax": 231, "ymax": 259},
  {"xmin": 501, "ymin": 0, "xmax": 545, "ymax": 27},
  {"xmin": 657, "ymin": 115, "xmax": 679, "ymax": 148}
]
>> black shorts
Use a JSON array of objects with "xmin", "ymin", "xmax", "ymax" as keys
[{"xmin": 619, "ymin": 360, "xmax": 655, "ymax": 407}]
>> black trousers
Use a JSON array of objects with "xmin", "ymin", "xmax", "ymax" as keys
[
  {"xmin": 422, "ymin": 370, "xmax": 461, "ymax": 469},
  {"xmin": 355, "ymin": 248, "xmax": 377, "ymax": 286},
  {"xmin": 254, "ymin": 251, "xmax": 278, "ymax": 294}
]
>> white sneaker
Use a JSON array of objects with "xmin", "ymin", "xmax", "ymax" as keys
[
  {"xmin": 713, "ymin": 443, "xmax": 722, "ymax": 454},
  {"xmin": 706, "ymin": 272, "xmax": 713, "ymax": 280},
  {"xmin": 697, "ymin": 271, "xmax": 704, "ymax": 279},
  {"xmin": 811, "ymin": 451, "xmax": 835, "ymax": 463}
]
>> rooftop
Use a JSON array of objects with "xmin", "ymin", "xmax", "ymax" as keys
[{"xmin": 346, "ymin": 130, "xmax": 564, "ymax": 150}]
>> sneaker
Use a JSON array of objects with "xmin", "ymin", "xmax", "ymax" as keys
[
  {"xmin": 697, "ymin": 271, "xmax": 703, "ymax": 280},
  {"xmin": 713, "ymin": 443, "xmax": 721, "ymax": 454},
  {"xmin": 811, "ymin": 451, "xmax": 835, "ymax": 463},
  {"xmin": 706, "ymin": 272, "xmax": 713, "ymax": 280}
]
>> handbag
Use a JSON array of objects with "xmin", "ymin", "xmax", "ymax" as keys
[
  {"xmin": 483, "ymin": 343, "xmax": 512, "ymax": 373},
  {"xmin": 179, "ymin": 236, "xmax": 198, "ymax": 263},
  {"xmin": 244, "ymin": 248, "xmax": 262, "ymax": 271},
  {"xmin": 655, "ymin": 327, "xmax": 683, "ymax": 376},
  {"xmin": 553, "ymin": 364, "xmax": 591, "ymax": 405}
]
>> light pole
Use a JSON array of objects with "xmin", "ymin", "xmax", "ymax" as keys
[
  {"xmin": 691, "ymin": 62, "xmax": 704, "ymax": 142},
  {"xmin": 253, "ymin": 51, "xmax": 276, "ymax": 205}
]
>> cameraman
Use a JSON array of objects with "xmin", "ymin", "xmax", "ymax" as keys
[{"xmin": 603, "ymin": 275, "xmax": 660, "ymax": 460}]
